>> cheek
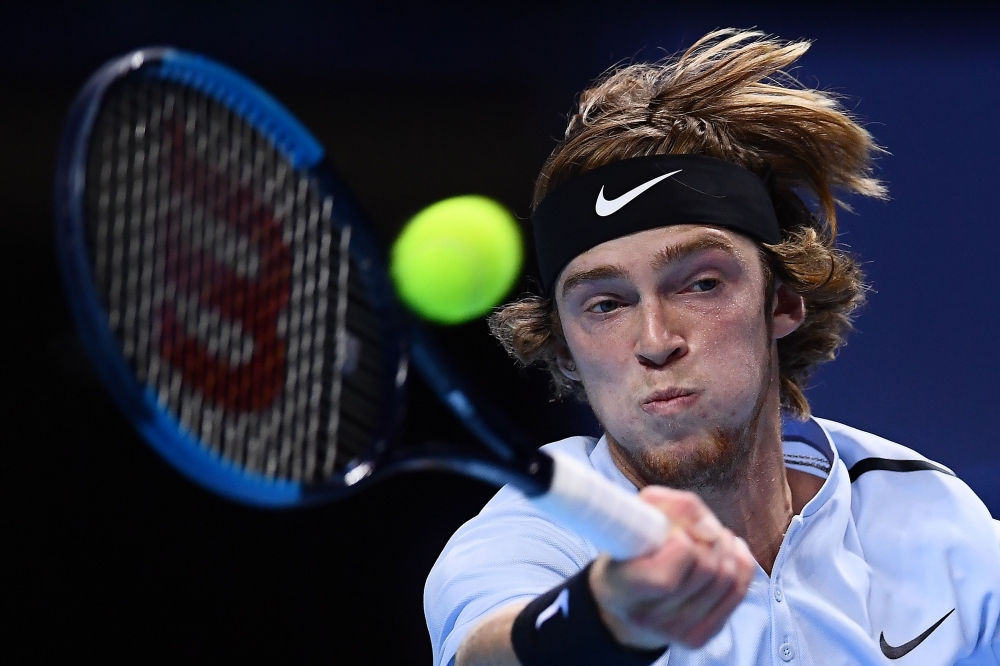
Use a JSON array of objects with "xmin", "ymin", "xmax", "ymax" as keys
[
  {"xmin": 702, "ymin": 305, "xmax": 764, "ymax": 362},
  {"xmin": 568, "ymin": 314, "xmax": 639, "ymax": 379},
  {"xmin": 563, "ymin": 320, "xmax": 642, "ymax": 420},
  {"xmin": 691, "ymin": 300, "xmax": 771, "ymax": 406}
]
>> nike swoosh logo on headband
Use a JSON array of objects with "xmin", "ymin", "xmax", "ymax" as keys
[{"xmin": 595, "ymin": 169, "xmax": 682, "ymax": 217}]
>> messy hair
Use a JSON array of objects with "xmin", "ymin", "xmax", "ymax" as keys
[{"xmin": 489, "ymin": 29, "xmax": 886, "ymax": 417}]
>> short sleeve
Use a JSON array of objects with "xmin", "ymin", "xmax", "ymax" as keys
[{"xmin": 423, "ymin": 484, "xmax": 599, "ymax": 666}]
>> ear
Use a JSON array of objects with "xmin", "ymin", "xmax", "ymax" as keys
[
  {"xmin": 772, "ymin": 280, "xmax": 805, "ymax": 340},
  {"xmin": 555, "ymin": 343, "xmax": 581, "ymax": 381}
]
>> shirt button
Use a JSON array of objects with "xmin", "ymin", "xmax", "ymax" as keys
[
  {"xmin": 773, "ymin": 587, "xmax": 783, "ymax": 602},
  {"xmin": 779, "ymin": 643, "xmax": 795, "ymax": 661}
]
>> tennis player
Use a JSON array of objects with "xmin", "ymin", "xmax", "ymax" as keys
[{"xmin": 424, "ymin": 30, "xmax": 1000, "ymax": 666}]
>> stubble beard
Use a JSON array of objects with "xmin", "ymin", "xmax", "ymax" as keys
[{"xmin": 608, "ymin": 345, "xmax": 775, "ymax": 492}]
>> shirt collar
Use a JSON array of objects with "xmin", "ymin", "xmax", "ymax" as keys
[
  {"xmin": 589, "ymin": 435, "xmax": 639, "ymax": 491},
  {"xmin": 788, "ymin": 416, "xmax": 841, "ymax": 518}
]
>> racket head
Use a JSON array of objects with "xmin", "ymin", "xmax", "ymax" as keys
[{"xmin": 56, "ymin": 48, "xmax": 408, "ymax": 506}]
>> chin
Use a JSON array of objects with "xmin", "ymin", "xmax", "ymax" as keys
[
  {"xmin": 609, "ymin": 421, "xmax": 752, "ymax": 490},
  {"xmin": 639, "ymin": 411, "xmax": 723, "ymax": 445}
]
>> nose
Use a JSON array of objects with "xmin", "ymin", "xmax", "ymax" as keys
[{"xmin": 634, "ymin": 299, "xmax": 687, "ymax": 368}]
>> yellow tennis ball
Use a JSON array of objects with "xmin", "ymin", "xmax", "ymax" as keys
[{"xmin": 390, "ymin": 195, "xmax": 523, "ymax": 324}]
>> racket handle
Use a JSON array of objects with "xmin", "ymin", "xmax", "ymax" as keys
[{"xmin": 529, "ymin": 451, "xmax": 669, "ymax": 560}]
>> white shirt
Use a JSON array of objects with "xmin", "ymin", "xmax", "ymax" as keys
[{"xmin": 424, "ymin": 417, "xmax": 1000, "ymax": 666}]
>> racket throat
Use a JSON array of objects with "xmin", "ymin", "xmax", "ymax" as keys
[
  {"xmin": 386, "ymin": 449, "xmax": 555, "ymax": 497},
  {"xmin": 447, "ymin": 452, "xmax": 554, "ymax": 496},
  {"xmin": 506, "ymin": 450, "xmax": 555, "ymax": 497}
]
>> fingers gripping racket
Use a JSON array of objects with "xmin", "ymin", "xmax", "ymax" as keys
[{"xmin": 55, "ymin": 49, "xmax": 667, "ymax": 560}]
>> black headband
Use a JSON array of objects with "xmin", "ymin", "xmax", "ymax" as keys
[{"xmin": 532, "ymin": 154, "xmax": 782, "ymax": 294}]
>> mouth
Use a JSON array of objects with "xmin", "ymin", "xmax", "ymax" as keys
[{"xmin": 641, "ymin": 388, "xmax": 700, "ymax": 415}]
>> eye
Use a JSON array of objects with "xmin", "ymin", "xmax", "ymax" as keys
[
  {"xmin": 587, "ymin": 299, "xmax": 621, "ymax": 314},
  {"xmin": 689, "ymin": 278, "xmax": 720, "ymax": 293}
]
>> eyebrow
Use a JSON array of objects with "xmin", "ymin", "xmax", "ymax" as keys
[
  {"xmin": 560, "ymin": 235, "xmax": 741, "ymax": 300},
  {"xmin": 649, "ymin": 236, "xmax": 740, "ymax": 273},
  {"xmin": 560, "ymin": 264, "xmax": 634, "ymax": 298}
]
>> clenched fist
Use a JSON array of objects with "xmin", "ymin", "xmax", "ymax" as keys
[{"xmin": 589, "ymin": 486, "xmax": 757, "ymax": 650}]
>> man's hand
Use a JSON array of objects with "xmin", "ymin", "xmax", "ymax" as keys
[
  {"xmin": 455, "ymin": 486, "xmax": 755, "ymax": 666},
  {"xmin": 588, "ymin": 486, "xmax": 757, "ymax": 650}
]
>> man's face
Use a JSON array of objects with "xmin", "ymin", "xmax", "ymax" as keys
[{"xmin": 555, "ymin": 225, "xmax": 798, "ymax": 489}]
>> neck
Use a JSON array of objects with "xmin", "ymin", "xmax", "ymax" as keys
[{"xmin": 694, "ymin": 401, "xmax": 791, "ymax": 575}]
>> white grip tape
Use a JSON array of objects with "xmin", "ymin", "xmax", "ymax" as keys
[{"xmin": 528, "ymin": 451, "xmax": 669, "ymax": 560}]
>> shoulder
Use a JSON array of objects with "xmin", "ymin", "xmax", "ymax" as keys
[
  {"xmin": 439, "ymin": 436, "xmax": 600, "ymax": 554},
  {"xmin": 817, "ymin": 417, "xmax": 954, "ymax": 474},
  {"xmin": 474, "ymin": 435, "xmax": 600, "ymax": 516},
  {"xmin": 817, "ymin": 417, "xmax": 986, "ymax": 515},
  {"xmin": 816, "ymin": 418, "xmax": 1000, "ymax": 658},
  {"xmin": 817, "ymin": 416, "xmax": 1000, "ymax": 564}
]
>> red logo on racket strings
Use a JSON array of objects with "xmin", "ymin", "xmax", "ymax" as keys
[{"xmin": 159, "ymin": 123, "xmax": 291, "ymax": 412}]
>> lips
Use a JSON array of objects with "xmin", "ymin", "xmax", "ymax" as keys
[{"xmin": 641, "ymin": 388, "xmax": 700, "ymax": 415}]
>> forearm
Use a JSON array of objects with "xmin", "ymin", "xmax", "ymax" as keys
[{"xmin": 454, "ymin": 602, "xmax": 528, "ymax": 666}]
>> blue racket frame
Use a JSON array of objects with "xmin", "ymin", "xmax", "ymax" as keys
[{"xmin": 55, "ymin": 48, "xmax": 410, "ymax": 507}]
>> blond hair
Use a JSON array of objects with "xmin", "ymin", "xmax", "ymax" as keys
[{"xmin": 490, "ymin": 29, "xmax": 886, "ymax": 417}]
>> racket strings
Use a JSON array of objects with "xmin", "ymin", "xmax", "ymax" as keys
[{"xmin": 85, "ymin": 78, "xmax": 386, "ymax": 484}]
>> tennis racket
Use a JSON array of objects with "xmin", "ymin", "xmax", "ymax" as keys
[{"xmin": 55, "ymin": 48, "xmax": 667, "ymax": 560}]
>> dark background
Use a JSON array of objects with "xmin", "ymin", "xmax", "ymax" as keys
[{"xmin": 4, "ymin": 1, "xmax": 998, "ymax": 662}]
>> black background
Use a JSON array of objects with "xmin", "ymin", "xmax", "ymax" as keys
[{"xmin": 4, "ymin": 2, "xmax": 998, "ymax": 662}]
